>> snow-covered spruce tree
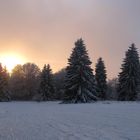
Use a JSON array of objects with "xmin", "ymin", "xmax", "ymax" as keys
[
  {"xmin": 95, "ymin": 57, "xmax": 107, "ymax": 100},
  {"xmin": 64, "ymin": 38, "xmax": 97, "ymax": 103},
  {"xmin": 118, "ymin": 43, "xmax": 140, "ymax": 101},
  {"xmin": 39, "ymin": 64, "xmax": 54, "ymax": 101},
  {"xmin": 0, "ymin": 64, "xmax": 10, "ymax": 101}
]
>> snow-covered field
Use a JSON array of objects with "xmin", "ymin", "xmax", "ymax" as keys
[{"xmin": 0, "ymin": 101, "xmax": 140, "ymax": 140}]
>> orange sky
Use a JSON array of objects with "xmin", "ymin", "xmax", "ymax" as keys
[{"xmin": 0, "ymin": 0, "xmax": 140, "ymax": 78}]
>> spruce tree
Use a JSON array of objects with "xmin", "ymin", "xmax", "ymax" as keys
[
  {"xmin": 95, "ymin": 57, "xmax": 107, "ymax": 100},
  {"xmin": 39, "ymin": 64, "xmax": 54, "ymax": 101},
  {"xmin": 118, "ymin": 43, "xmax": 140, "ymax": 101},
  {"xmin": 64, "ymin": 38, "xmax": 97, "ymax": 103},
  {"xmin": 0, "ymin": 64, "xmax": 10, "ymax": 101}
]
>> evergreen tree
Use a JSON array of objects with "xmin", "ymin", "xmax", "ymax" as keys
[
  {"xmin": 95, "ymin": 57, "xmax": 107, "ymax": 100},
  {"xmin": 64, "ymin": 38, "xmax": 97, "ymax": 103},
  {"xmin": 0, "ymin": 64, "xmax": 10, "ymax": 101},
  {"xmin": 39, "ymin": 64, "xmax": 54, "ymax": 101},
  {"xmin": 118, "ymin": 43, "xmax": 140, "ymax": 101}
]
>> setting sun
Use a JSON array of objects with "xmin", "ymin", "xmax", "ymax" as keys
[{"xmin": 0, "ymin": 54, "xmax": 25, "ymax": 72}]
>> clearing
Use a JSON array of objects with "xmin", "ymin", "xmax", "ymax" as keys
[{"xmin": 0, "ymin": 101, "xmax": 140, "ymax": 140}]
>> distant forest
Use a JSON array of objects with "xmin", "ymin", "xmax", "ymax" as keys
[{"xmin": 0, "ymin": 39, "xmax": 140, "ymax": 102}]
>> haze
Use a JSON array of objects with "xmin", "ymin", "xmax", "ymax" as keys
[{"xmin": 0, "ymin": 0, "xmax": 140, "ymax": 78}]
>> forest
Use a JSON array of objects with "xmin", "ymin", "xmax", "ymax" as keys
[{"xmin": 0, "ymin": 39, "xmax": 140, "ymax": 102}]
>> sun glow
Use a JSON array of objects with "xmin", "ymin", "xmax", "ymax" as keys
[{"xmin": 0, "ymin": 54, "xmax": 25, "ymax": 72}]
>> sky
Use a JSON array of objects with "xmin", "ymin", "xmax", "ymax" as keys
[{"xmin": 0, "ymin": 0, "xmax": 140, "ymax": 78}]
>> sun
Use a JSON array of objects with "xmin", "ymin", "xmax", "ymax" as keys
[{"xmin": 0, "ymin": 54, "xmax": 25, "ymax": 72}]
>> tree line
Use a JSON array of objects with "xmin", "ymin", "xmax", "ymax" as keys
[{"xmin": 0, "ymin": 39, "xmax": 140, "ymax": 102}]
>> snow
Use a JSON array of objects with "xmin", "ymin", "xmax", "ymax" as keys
[{"xmin": 0, "ymin": 101, "xmax": 140, "ymax": 140}]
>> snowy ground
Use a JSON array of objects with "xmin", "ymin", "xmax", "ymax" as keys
[{"xmin": 0, "ymin": 101, "xmax": 140, "ymax": 140}]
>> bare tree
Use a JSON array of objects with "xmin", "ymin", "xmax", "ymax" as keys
[
  {"xmin": 107, "ymin": 78, "xmax": 118, "ymax": 100},
  {"xmin": 54, "ymin": 68, "xmax": 66, "ymax": 100},
  {"xmin": 23, "ymin": 63, "xmax": 40, "ymax": 100},
  {"xmin": 9, "ymin": 63, "xmax": 40, "ymax": 100},
  {"xmin": 9, "ymin": 64, "xmax": 25, "ymax": 100}
]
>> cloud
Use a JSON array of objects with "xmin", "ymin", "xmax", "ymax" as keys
[{"xmin": 0, "ymin": 0, "xmax": 140, "ymax": 77}]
